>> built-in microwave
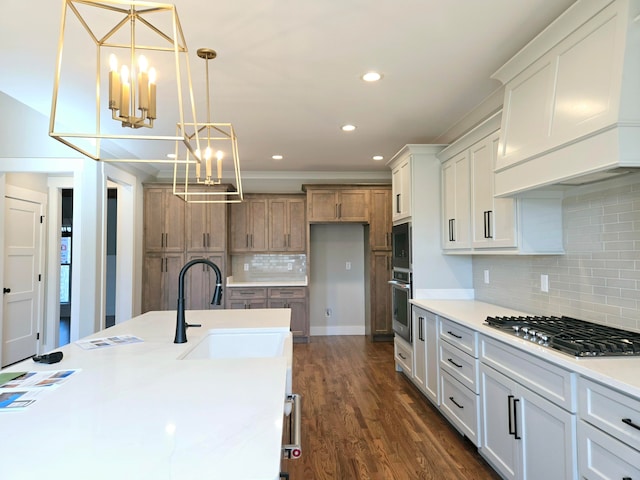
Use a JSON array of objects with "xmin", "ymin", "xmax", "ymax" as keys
[{"xmin": 392, "ymin": 222, "xmax": 411, "ymax": 271}]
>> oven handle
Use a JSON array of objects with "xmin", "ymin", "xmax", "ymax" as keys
[{"xmin": 388, "ymin": 280, "xmax": 411, "ymax": 290}]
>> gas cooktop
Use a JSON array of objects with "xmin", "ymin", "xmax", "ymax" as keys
[{"xmin": 484, "ymin": 315, "xmax": 640, "ymax": 358}]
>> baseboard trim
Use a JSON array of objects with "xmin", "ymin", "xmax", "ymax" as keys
[{"xmin": 310, "ymin": 325, "xmax": 366, "ymax": 336}]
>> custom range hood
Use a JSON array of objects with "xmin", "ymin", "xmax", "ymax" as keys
[{"xmin": 491, "ymin": 0, "xmax": 640, "ymax": 196}]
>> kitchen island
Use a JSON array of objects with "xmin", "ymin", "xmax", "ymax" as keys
[{"xmin": 0, "ymin": 309, "xmax": 292, "ymax": 480}]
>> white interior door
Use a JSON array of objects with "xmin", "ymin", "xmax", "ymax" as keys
[{"xmin": 2, "ymin": 194, "xmax": 44, "ymax": 366}]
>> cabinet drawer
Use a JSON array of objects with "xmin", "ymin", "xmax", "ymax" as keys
[
  {"xmin": 579, "ymin": 376, "xmax": 640, "ymax": 451},
  {"xmin": 439, "ymin": 317, "xmax": 478, "ymax": 358},
  {"xmin": 268, "ymin": 287, "xmax": 306, "ymax": 299},
  {"xmin": 480, "ymin": 335, "xmax": 576, "ymax": 412},
  {"xmin": 578, "ymin": 420, "xmax": 640, "ymax": 480},
  {"xmin": 440, "ymin": 341, "xmax": 478, "ymax": 393},
  {"xmin": 228, "ymin": 288, "xmax": 267, "ymax": 299},
  {"xmin": 440, "ymin": 371, "xmax": 479, "ymax": 446},
  {"xmin": 394, "ymin": 336, "xmax": 413, "ymax": 376}
]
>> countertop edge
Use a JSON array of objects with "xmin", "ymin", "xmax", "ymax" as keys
[{"xmin": 411, "ymin": 298, "xmax": 640, "ymax": 399}]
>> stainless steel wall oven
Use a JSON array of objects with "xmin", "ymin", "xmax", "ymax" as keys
[{"xmin": 390, "ymin": 269, "xmax": 412, "ymax": 342}]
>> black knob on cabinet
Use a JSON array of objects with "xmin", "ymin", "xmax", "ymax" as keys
[{"xmin": 3, "ymin": 288, "xmax": 10, "ymax": 294}]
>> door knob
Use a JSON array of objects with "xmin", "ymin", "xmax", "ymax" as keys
[{"xmin": 3, "ymin": 288, "xmax": 10, "ymax": 294}]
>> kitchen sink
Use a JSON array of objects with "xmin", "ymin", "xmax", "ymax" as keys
[{"xmin": 180, "ymin": 331, "xmax": 290, "ymax": 360}]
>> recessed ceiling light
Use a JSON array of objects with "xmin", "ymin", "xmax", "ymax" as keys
[
  {"xmin": 362, "ymin": 71, "xmax": 382, "ymax": 82},
  {"xmin": 341, "ymin": 124, "xmax": 356, "ymax": 132},
  {"xmin": 272, "ymin": 154, "xmax": 283, "ymax": 160},
  {"xmin": 166, "ymin": 153, "xmax": 176, "ymax": 159},
  {"xmin": 373, "ymin": 155, "xmax": 384, "ymax": 161}
]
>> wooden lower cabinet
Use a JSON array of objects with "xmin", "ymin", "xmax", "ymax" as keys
[
  {"xmin": 370, "ymin": 250, "xmax": 392, "ymax": 339},
  {"xmin": 142, "ymin": 253, "xmax": 184, "ymax": 312},
  {"xmin": 185, "ymin": 253, "xmax": 225, "ymax": 310},
  {"xmin": 226, "ymin": 286, "xmax": 309, "ymax": 339}
]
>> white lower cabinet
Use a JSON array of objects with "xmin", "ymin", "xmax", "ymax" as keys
[
  {"xmin": 412, "ymin": 306, "xmax": 439, "ymax": 405},
  {"xmin": 578, "ymin": 376, "xmax": 640, "ymax": 479},
  {"xmin": 441, "ymin": 370, "xmax": 480, "ymax": 446},
  {"xmin": 394, "ymin": 335, "xmax": 413, "ymax": 376},
  {"xmin": 479, "ymin": 340, "xmax": 577, "ymax": 480}
]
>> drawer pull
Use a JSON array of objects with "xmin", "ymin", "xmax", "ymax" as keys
[
  {"xmin": 622, "ymin": 477, "xmax": 632, "ymax": 480},
  {"xmin": 449, "ymin": 396, "xmax": 464, "ymax": 409},
  {"xmin": 447, "ymin": 358, "xmax": 463, "ymax": 368},
  {"xmin": 447, "ymin": 331, "xmax": 462, "ymax": 339},
  {"xmin": 622, "ymin": 418, "xmax": 640, "ymax": 431},
  {"xmin": 398, "ymin": 353, "xmax": 407, "ymax": 360}
]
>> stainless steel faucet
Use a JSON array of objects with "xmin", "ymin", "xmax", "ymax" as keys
[{"xmin": 174, "ymin": 258, "xmax": 223, "ymax": 343}]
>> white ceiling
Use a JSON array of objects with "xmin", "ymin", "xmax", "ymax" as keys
[{"xmin": 0, "ymin": 0, "xmax": 575, "ymax": 179}]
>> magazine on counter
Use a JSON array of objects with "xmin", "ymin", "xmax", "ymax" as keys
[
  {"xmin": 0, "ymin": 369, "xmax": 80, "ymax": 411},
  {"xmin": 75, "ymin": 334, "xmax": 143, "ymax": 350}
]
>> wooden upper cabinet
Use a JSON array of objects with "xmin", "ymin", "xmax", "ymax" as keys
[
  {"xmin": 268, "ymin": 197, "xmax": 306, "ymax": 252},
  {"xmin": 369, "ymin": 188, "xmax": 392, "ymax": 250},
  {"xmin": 144, "ymin": 187, "xmax": 185, "ymax": 253},
  {"xmin": 229, "ymin": 198, "xmax": 268, "ymax": 252},
  {"xmin": 306, "ymin": 188, "xmax": 370, "ymax": 223},
  {"xmin": 186, "ymin": 201, "xmax": 227, "ymax": 252}
]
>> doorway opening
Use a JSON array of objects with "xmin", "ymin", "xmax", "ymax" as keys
[
  {"xmin": 105, "ymin": 187, "xmax": 117, "ymax": 328},
  {"xmin": 59, "ymin": 189, "xmax": 73, "ymax": 346}
]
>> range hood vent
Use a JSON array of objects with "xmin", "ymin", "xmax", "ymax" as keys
[{"xmin": 491, "ymin": 0, "xmax": 640, "ymax": 197}]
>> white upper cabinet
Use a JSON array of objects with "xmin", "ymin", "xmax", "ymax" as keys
[
  {"xmin": 470, "ymin": 130, "xmax": 517, "ymax": 249},
  {"xmin": 491, "ymin": 0, "xmax": 640, "ymax": 196},
  {"xmin": 390, "ymin": 153, "xmax": 412, "ymax": 222},
  {"xmin": 439, "ymin": 113, "xmax": 564, "ymax": 255}
]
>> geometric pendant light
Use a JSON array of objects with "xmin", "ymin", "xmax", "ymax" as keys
[
  {"xmin": 173, "ymin": 48, "xmax": 243, "ymax": 203},
  {"xmin": 49, "ymin": 0, "xmax": 199, "ymax": 164}
]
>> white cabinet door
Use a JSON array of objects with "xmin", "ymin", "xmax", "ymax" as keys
[
  {"xmin": 412, "ymin": 309, "xmax": 427, "ymax": 393},
  {"xmin": 413, "ymin": 307, "xmax": 439, "ymax": 405},
  {"xmin": 392, "ymin": 156, "xmax": 411, "ymax": 222},
  {"xmin": 480, "ymin": 363, "xmax": 519, "ymax": 480},
  {"xmin": 520, "ymin": 384, "xmax": 577, "ymax": 480},
  {"xmin": 470, "ymin": 132, "xmax": 516, "ymax": 249},
  {"xmin": 480, "ymin": 363, "xmax": 577, "ymax": 480},
  {"xmin": 442, "ymin": 152, "xmax": 470, "ymax": 250}
]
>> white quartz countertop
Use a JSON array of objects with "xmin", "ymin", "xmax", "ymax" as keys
[
  {"xmin": 411, "ymin": 299, "xmax": 640, "ymax": 399},
  {"xmin": 0, "ymin": 309, "xmax": 292, "ymax": 480}
]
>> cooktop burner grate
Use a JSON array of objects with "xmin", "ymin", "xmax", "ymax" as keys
[{"xmin": 484, "ymin": 315, "xmax": 640, "ymax": 357}]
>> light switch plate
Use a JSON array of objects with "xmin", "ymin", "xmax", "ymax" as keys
[
  {"xmin": 541, "ymin": 274, "xmax": 549, "ymax": 292},
  {"xmin": 483, "ymin": 270, "xmax": 490, "ymax": 284}
]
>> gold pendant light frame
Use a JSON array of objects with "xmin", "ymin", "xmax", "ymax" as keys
[
  {"xmin": 172, "ymin": 48, "xmax": 243, "ymax": 203},
  {"xmin": 49, "ymin": 0, "xmax": 200, "ymax": 163}
]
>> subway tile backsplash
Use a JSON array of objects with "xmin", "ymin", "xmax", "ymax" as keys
[
  {"xmin": 231, "ymin": 254, "xmax": 307, "ymax": 282},
  {"xmin": 473, "ymin": 175, "xmax": 640, "ymax": 333}
]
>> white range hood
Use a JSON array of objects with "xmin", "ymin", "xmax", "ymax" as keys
[{"xmin": 491, "ymin": 0, "xmax": 640, "ymax": 196}]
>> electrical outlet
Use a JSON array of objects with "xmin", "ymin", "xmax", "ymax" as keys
[
  {"xmin": 541, "ymin": 274, "xmax": 549, "ymax": 292},
  {"xmin": 346, "ymin": 261, "xmax": 351, "ymax": 270},
  {"xmin": 483, "ymin": 269, "xmax": 490, "ymax": 284},
  {"xmin": 287, "ymin": 263, "xmax": 293, "ymax": 271},
  {"xmin": 325, "ymin": 308, "xmax": 332, "ymax": 317},
  {"xmin": 243, "ymin": 263, "xmax": 249, "ymax": 271}
]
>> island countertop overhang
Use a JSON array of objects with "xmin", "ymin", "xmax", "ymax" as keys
[{"xmin": 0, "ymin": 309, "xmax": 292, "ymax": 480}]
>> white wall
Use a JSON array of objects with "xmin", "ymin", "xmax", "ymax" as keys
[{"xmin": 309, "ymin": 224, "xmax": 366, "ymax": 335}]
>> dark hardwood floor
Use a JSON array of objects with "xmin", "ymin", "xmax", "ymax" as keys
[{"xmin": 281, "ymin": 336, "xmax": 500, "ymax": 480}]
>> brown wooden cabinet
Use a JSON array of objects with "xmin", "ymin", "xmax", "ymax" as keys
[
  {"xmin": 185, "ymin": 200, "xmax": 227, "ymax": 252},
  {"xmin": 370, "ymin": 250, "xmax": 392, "ymax": 339},
  {"xmin": 306, "ymin": 188, "xmax": 370, "ymax": 223},
  {"xmin": 144, "ymin": 187, "xmax": 185, "ymax": 253},
  {"xmin": 370, "ymin": 188, "xmax": 392, "ymax": 250},
  {"xmin": 229, "ymin": 198, "xmax": 268, "ymax": 252},
  {"xmin": 268, "ymin": 287, "xmax": 308, "ymax": 337},
  {"xmin": 142, "ymin": 252, "xmax": 184, "ymax": 312},
  {"xmin": 226, "ymin": 287, "xmax": 268, "ymax": 309},
  {"xmin": 185, "ymin": 253, "xmax": 225, "ymax": 310},
  {"xmin": 268, "ymin": 197, "xmax": 306, "ymax": 252}
]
